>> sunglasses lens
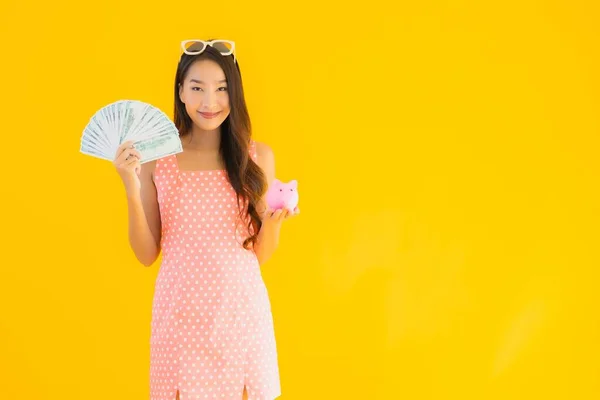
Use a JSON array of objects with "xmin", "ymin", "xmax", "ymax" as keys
[
  {"xmin": 212, "ymin": 41, "xmax": 234, "ymax": 55},
  {"xmin": 183, "ymin": 41, "xmax": 206, "ymax": 54}
]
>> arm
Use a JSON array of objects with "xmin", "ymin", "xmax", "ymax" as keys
[
  {"xmin": 127, "ymin": 161, "xmax": 162, "ymax": 267},
  {"xmin": 253, "ymin": 142, "xmax": 282, "ymax": 266}
]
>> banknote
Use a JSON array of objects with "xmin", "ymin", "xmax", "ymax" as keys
[
  {"xmin": 132, "ymin": 131, "xmax": 183, "ymax": 164},
  {"xmin": 80, "ymin": 99, "xmax": 182, "ymax": 165},
  {"xmin": 87, "ymin": 114, "xmax": 113, "ymax": 150},
  {"xmin": 80, "ymin": 137, "xmax": 107, "ymax": 156},
  {"xmin": 128, "ymin": 112, "xmax": 174, "ymax": 139},
  {"xmin": 80, "ymin": 146, "xmax": 113, "ymax": 162}
]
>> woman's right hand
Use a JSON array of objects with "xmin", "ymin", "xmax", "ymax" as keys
[{"xmin": 113, "ymin": 140, "xmax": 143, "ymax": 195}]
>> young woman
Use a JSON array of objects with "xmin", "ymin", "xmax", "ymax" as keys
[{"xmin": 113, "ymin": 39, "xmax": 298, "ymax": 400}]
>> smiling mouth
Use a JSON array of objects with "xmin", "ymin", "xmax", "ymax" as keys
[{"xmin": 198, "ymin": 111, "xmax": 221, "ymax": 119}]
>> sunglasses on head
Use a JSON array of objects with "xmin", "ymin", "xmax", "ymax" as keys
[{"xmin": 181, "ymin": 39, "xmax": 237, "ymax": 65}]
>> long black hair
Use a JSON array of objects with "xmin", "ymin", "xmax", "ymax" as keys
[{"xmin": 173, "ymin": 40, "xmax": 267, "ymax": 249}]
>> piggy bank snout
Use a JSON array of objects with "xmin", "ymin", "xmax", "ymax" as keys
[{"xmin": 283, "ymin": 194, "xmax": 298, "ymax": 205}]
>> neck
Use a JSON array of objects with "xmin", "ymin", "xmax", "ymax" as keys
[{"xmin": 182, "ymin": 126, "xmax": 221, "ymax": 151}]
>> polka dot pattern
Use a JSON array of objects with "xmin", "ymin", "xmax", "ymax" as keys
[{"xmin": 149, "ymin": 141, "xmax": 281, "ymax": 400}]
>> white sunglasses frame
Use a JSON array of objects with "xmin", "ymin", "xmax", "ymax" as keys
[{"xmin": 181, "ymin": 40, "xmax": 237, "ymax": 64}]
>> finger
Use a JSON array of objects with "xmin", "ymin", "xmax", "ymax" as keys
[
  {"xmin": 272, "ymin": 209, "xmax": 283, "ymax": 220},
  {"xmin": 121, "ymin": 157, "xmax": 138, "ymax": 168},
  {"xmin": 121, "ymin": 140, "xmax": 134, "ymax": 150},
  {"xmin": 115, "ymin": 141, "xmax": 134, "ymax": 158},
  {"xmin": 125, "ymin": 151, "xmax": 141, "ymax": 161},
  {"xmin": 279, "ymin": 209, "xmax": 289, "ymax": 221},
  {"xmin": 115, "ymin": 149, "xmax": 131, "ymax": 164},
  {"xmin": 261, "ymin": 208, "xmax": 272, "ymax": 220},
  {"xmin": 118, "ymin": 149, "xmax": 139, "ymax": 163},
  {"xmin": 127, "ymin": 149, "xmax": 142, "ymax": 159}
]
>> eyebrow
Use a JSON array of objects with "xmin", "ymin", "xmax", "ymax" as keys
[{"xmin": 189, "ymin": 79, "xmax": 227, "ymax": 84}]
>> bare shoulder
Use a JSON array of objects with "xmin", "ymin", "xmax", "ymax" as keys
[
  {"xmin": 253, "ymin": 141, "xmax": 275, "ymax": 183},
  {"xmin": 254, "ymin": 141, "xmax": 273, "ymax": 159}
]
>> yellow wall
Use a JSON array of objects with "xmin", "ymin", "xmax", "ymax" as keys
[{"xmin": 1, "ymin": 0, "xmax": 599, "ymax": 399}]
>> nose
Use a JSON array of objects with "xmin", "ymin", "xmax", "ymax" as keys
[{"xmin": 201, "ymin": 91, "xmax": 218, "ymax": 110}]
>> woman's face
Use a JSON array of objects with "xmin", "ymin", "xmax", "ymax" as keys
[{"xmin": 179, "ymin": 59, "xmax": 230, "ymax": 131}]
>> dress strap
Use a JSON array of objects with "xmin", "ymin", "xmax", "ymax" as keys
[
  {"xmin": 153, "ymin": 155, "xmax": 164, "ymax": 180},
  {"xmin": 153, "ymin": 154, "xmax": 179, "ymax": 184},
  {"xmin": 249, "ymin": 139, "xmax": 258, "ymax": 163}
]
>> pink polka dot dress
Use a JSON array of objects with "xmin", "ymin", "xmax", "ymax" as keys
[{"xmin": 149, "ymin": 140, "xmax": 281, "ymax": 400}]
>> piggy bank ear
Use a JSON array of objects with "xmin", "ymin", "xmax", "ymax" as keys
[
  {"xmin": 290, "ymin": 180, "xmax": 298, "ymax": 189},
  {"xmin": 271, "ymin": 178, "xmax": 281, "ymax": 186}
]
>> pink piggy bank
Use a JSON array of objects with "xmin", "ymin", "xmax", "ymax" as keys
[{"xmin": 266, "ymin": 179, "xmax": 299, "ymax": 211}]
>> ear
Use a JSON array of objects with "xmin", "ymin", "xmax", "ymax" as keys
[
  {"xmin": 178, "ymin": 83, "xmax": 184, "ymax": 104},
  {"xmin": 271, "ymin": 178, "xmax": 281, "ymax": 186},
  {"xmin": 290, "ymin": 180, "xmax": 297, "ymax": 188}
]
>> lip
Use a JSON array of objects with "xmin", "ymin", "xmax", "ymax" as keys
[{"xmin": 198, "ymin": 111, "xmax": 221, "ymax": 119}]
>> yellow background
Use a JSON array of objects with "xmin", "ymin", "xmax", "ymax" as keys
[{"xmin": 1, "ymin": 0, "xmax": 599, "ymax": 399}]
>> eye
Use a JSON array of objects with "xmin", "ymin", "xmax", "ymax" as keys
[
  {"xmin": 192, "ymin": 87, "xmax": 202, "ymax": 91},
  {"xmin": 218, "ymin": 87, "xmax": 228, "ymax": 91},
  {"xmin": 279, "ymin": 189, "xmax": 283, "ymax": 192}
]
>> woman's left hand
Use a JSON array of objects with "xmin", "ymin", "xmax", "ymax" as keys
[{"xmin": 261, "ymin": 206, "xmax": 300, "ymax": 226}]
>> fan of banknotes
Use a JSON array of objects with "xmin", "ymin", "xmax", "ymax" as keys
[{"xmin": 80, "ymin": 99, "xmax": 183, "ymax": 164}]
